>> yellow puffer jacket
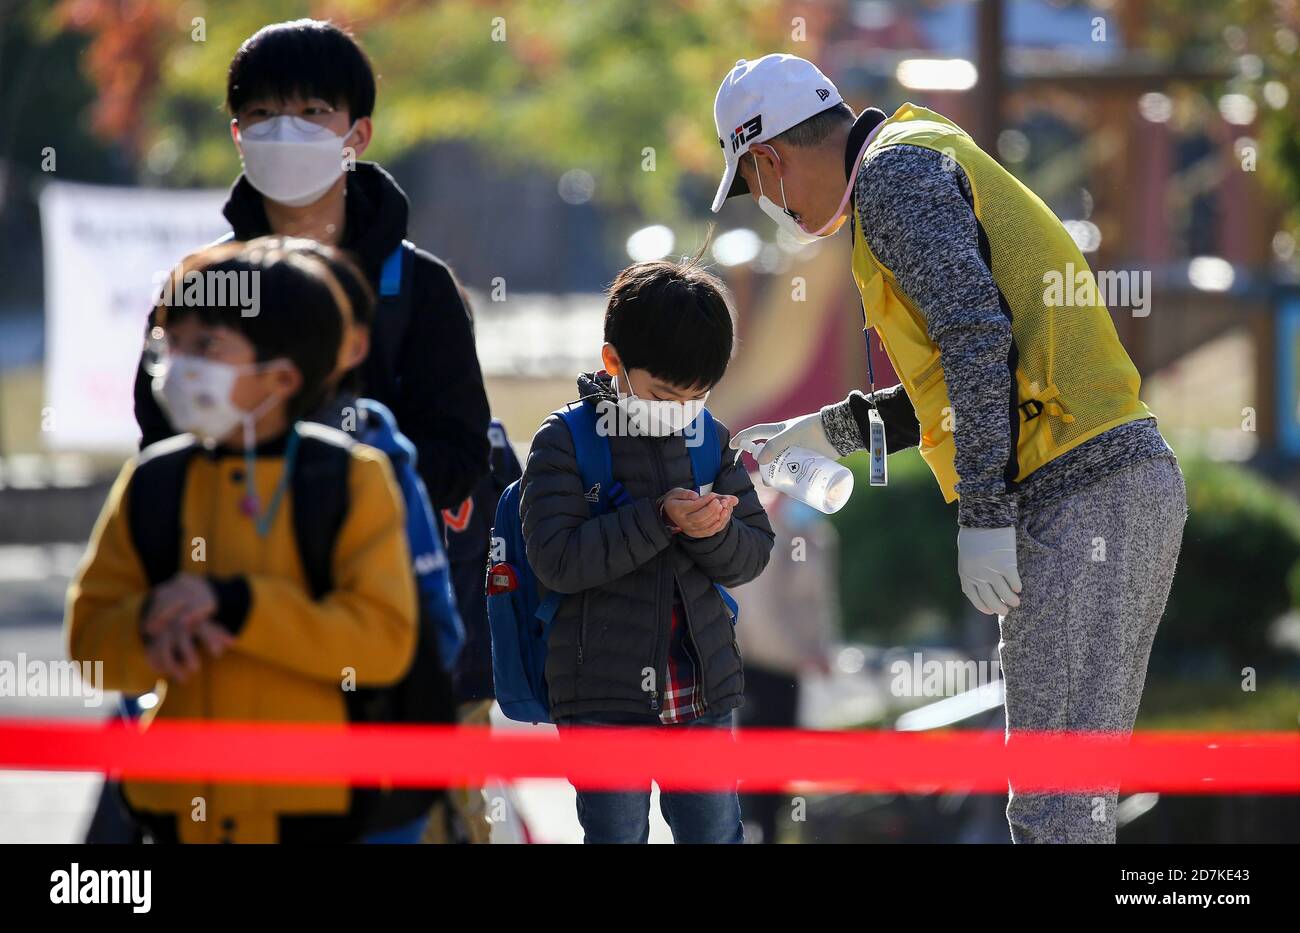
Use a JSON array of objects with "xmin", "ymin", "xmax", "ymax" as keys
[{"xmin": 65, "ymin": 430, "xmax": 417, "ymax": 843}]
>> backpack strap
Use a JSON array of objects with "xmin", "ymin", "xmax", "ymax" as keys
[
  {"xmin": 556, "ymin": 402, "xmax": 720, "ymax": 507},
  {"xmin": 125, "ymin": 427, "xmax": 352, "ymax": 601},
  {"xmin": 683, "ymin": 409, "xmax": 739, "ymax": 621},
  {"xmin": 686, "ymin": 408, "xmax": 721, "ymax": 493},
  {"xmin": 379, "ymin": 243, "xmax": 405, "ymax": 297},
  {"xmin": 372, "ymin": 241, "xmax": 415, "ymax": 395},
  {"xmin": 557, "ymin": 400, "xmax": 633, "ymax": 514},
  {"xmin": 127, "ymin": 435, "xmax": 201, "ymax": 585},
  {"xmin": 289, "ymin": 423, "xmax": 354, "ymax": 599},
  {"xmin": 536, "ymin": 399, "xmax": 628, "ymax": 625}
]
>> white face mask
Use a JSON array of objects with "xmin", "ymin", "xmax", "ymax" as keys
[
  {"xmin": 236, "ymin": 115, "xmax": 357, "ymax": 208},
  {"xmin": 154, "ymin": 354, "xmax": 286, "ymax": 443},
  {"xmin": 613, "ymin": 372, "xmax": 709, "ymax": 437},
  {"xmin": 752, "ymin": 150, "xmax": 822, "ymax": 245}
]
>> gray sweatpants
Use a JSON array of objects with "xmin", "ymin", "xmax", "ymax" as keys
[{"xmin": 998, "ymin": 455, "xmax": 1187, "ymax": 843}]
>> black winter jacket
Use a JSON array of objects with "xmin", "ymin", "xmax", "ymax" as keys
[
  {"xmin": 133, "ymin": 162, "xmax": 491, "ymax": 510},
  {"xmin": 519, "ymin": 372, "xmax": 774, "ymax": 721}
]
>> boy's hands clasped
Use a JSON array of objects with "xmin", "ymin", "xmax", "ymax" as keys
[
  {"xmin": 140, "ymin": 573, "xmax": 235, "ymax": 682},
  {"xmin": 659, "ymin": 488, "xmax": 740, "ymax": 538}
]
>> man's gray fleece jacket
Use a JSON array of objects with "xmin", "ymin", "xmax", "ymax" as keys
[{"xmin": 519, "ymin": 372, "xmax": 775, "ymax": 722}]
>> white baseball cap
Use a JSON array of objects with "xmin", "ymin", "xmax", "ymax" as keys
[{"xmin": 710, "ymin": 54, "xmax": 844, "ymax": 213}]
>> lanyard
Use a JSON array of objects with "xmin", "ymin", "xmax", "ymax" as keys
[
  {"xmin": 241, "ymin": 426, "xmax": 301, "ymax": 537},
  {"xmin": 863, "ymin": 318, "xmax": 875, "ymax": 394}
]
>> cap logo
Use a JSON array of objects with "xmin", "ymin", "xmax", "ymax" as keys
[
  {"xmin": 816, "ymin": 88, "xmax": 831, "ymax": 101},
  {"xmin": 729, "ymin": 115, "xmax": 763, "ymax": 153}
]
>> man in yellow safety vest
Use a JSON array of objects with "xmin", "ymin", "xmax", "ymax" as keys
[{"xmin": 709, "ymin": 54, "xmax": 1188, "ymax": 844}]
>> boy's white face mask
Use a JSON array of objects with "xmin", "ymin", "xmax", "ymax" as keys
[
  {"xmin": 236, "ymin": 115, "xmax": 357, "ymax": 207},
  {"xmin": 154, "ymin": 353, "xmax": 288, "ymax": 443},
  {"xmin": 612, "ymin": 372, "xmax": 708, "ymax": 437}
]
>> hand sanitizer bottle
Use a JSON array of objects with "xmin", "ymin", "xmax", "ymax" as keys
[{"xmin": 739, "ymin": 441, "xmax": 854, "ymax": 514}]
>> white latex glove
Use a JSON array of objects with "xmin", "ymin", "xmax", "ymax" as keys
[
  {"xmin": 957, "ymin": 526, "xmax": 1023, "ymax": 616},
  {"xmin": 730, "ymin": 412, "xmax": 841, "ymax": 466}
]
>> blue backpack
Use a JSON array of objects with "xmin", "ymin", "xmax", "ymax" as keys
[
  {"xmin": 487, "ymin": 400, "xmax": 739, "ymax": 724},
  {"xmin": 354, "ymin": 398, "xmax": 465, "ymax": 670}
]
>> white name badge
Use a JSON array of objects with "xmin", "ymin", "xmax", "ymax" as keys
[{"xmin": 868, "ymin": 408, "xmax": 888, "ymax": 487}]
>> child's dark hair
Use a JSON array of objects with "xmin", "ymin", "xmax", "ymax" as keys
[
  {"xmin": 603, "ymin": 238, "xmax": 736, "ymax": 392},
  {"xmin": 154, "ymin": 237, "xmax": 371, "ymax": 420},
  {"xmin": 274, "ymin": 238, "xmax": 377, "ymax": 397},
  {"xmin": 227, "ymin": 19, "xmax": 376, "ymax": 121}
]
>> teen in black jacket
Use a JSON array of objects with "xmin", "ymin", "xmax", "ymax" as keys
[{"xmin": 132, "ymin": 20, "xmax": 489, "ymax": 509}]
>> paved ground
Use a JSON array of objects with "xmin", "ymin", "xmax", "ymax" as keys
[
  {"xmin": 0, "ymin": 544, "xmax": 890, "ymax": 844},
  {"xmin": 0, "ymin": 545, "xmax": 114, "ymax": 843},
  {"xmin": 0, "ymin": 544, "xmax": 642, "ymax": 844}
]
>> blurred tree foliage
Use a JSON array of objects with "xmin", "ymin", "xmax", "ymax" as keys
[
  {"xmin": 47, "ymin": 0, "xmax": 791, "ymax": 218},
  {"xmin": 830, "ymin": 448, "xmax": 965, "ymax": 644},
  {"xmin": 34, "ymin": 0, "xmax": 1300, "ymax": 230},
  {"xmin": 0, "ymin": 1, "xmax": 121, "ymax": 181},
  {"xmin": 1146, "ymin": 0, "xmax": 1300, "ymax": 233},
  {"xmin": 1171, "ymin": 457, "xmax": 1300, "ymax": 675},
  {"xmin": 0, "ymin": 1, "xmax": 128, "ymax": 307}
]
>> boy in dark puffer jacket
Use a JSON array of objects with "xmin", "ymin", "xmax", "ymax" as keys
[{"xmin": 519, "ymin": 255, "xmax": 774, "ymax": 844}]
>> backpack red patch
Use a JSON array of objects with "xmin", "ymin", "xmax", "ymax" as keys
[{"xmin": 486, "ymin": 562, "xmax": 519, "ymax": 595}]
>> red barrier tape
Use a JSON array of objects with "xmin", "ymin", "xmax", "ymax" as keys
[{"xmin": 1, "ymin": 719, "xmax": 1298, "ymax": 792}]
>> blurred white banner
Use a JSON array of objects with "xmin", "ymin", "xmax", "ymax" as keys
[{"xmin": 39, "ymin": 181, "xmax": 228, "ymax": 451}]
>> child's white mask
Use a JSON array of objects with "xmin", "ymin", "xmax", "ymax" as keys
[
  {"xmin": 612, "ymin": 372, "xmax": 708, "ymax": 437},
  {"xmin": 154, "ymin": 353, "xmax": 287, "ymax": 443}
]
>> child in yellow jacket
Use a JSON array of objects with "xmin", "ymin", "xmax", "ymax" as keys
[{"xmin": 66, "ymin": 237, "xmax": 416, "ymax": 843}]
